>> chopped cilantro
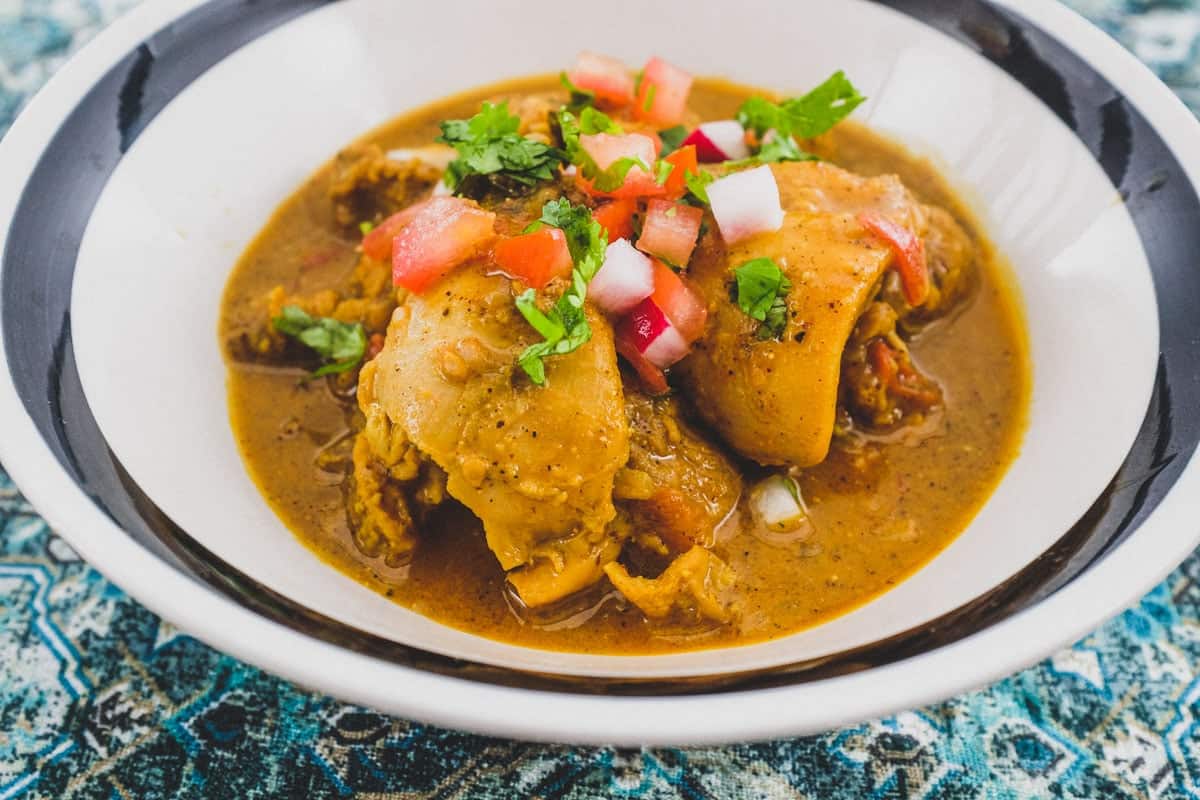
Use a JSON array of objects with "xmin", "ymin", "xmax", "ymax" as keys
[
  {"xmin": 734, "ymin": 71, "xmax": 865, "ymax": 164},
  {"xmin": 559, "ymin": 72, "xmax": 596, "ymax": 112},
  {"xmin": 755, "ymin": 134, "xmax": 819, "ymax": 164},
  {"xmin": 515, "ymin": 199, "xmax": 609, "ymax": 384},
  {"xmin": 657, "ymin": 125, "xmax": 689, "ymax": 156},
  {"xmin": 733, "ymin": 258, "xmax": 792, "ymax": 341},
  {"xmin": 578, "ymin": 106, "xmax": 623, "ymax": 135},
  {"xmin": 273, "ymin": 305, "xmax": 367, "ymax": 377},
  {"xmin": 641, "ymin": 83, "xmax": 657, "ymax": 113},
  {"xmin": 684, "ymin": 169, "xmax": 715, "ymax": 205},
  {"xmin": 654, "ymin": 159, "xmax": 674, "ymax": 186},
  {"xmin": 559, "ymin": 110, "xmax": 651, "ymax": 193},
  {"xmin": 536, "ymin": 198, "xmax": 606, "ymax": 279},
  {"xmin": 737, "ymin": 71, "xmax": 865, "ymax": 139},
  {"xmin": 437, "ymin": 102, "xmax": 567, "ymax": 198}
]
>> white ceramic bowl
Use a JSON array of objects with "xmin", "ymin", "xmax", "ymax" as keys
[{"xmin": 2, "ymin": 0, "xmax": 1199, "ymax": 745}]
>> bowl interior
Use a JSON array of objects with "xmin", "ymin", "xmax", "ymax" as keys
[{"xmin": 68, "ymin": 0, "xmax": 1157, "ymax": 679}]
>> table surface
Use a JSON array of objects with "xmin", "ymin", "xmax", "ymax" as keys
[{"xmin": 4, "ymin": 1, "xmax": 1200, "ymax": 797}]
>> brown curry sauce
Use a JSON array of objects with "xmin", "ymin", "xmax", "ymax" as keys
[{"xmin": 219, "ymin": 77, "xmax": 1030, "ymax": 654}]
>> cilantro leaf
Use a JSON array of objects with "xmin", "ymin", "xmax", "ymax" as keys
[
  {"xmin": 780, "ymin": 70, "xmax": 866, "ymax": 139},
  {"xmin": 515, "ymin": 289, "xmax": 565, "ymax": 341},
  {"xmin": 559, "ymin": 72, "xmax": 596, "ymax": 112},
  {"xmin": 273, "ymin": 305, "xmax": 367, "ymax": 376},
  {"xmin": 734, "ymin": 71, "xmax": 865, "ymax": 165},
  {"xmin": 733, "ymin": 258, "xmax": 792, "ymax": 340},
  {"xmin": 578, "ymin": 106, "xmax": 623, "ymax": 135},
  {"xmin": 437, "ymin": 102, "xmax": 567, "ymax": 198},
  {"xmin": 684, "ymin": 169, "xmax": 715, "ymax": 205},
  {"xmin": 536, "ymin": 198, "xmax": 607, "ymax": 279},
  {"xmin": 516, "ymin": 200, "xmax": 610, "ymax": 384},
  {"xmin": 558, "ymin": 109, "xmax": 651, "ymax": 193},
  {"xmin": 657, "ymin": 125, "xmax": 689, "ymax": 157},
  {"xmin": 654, "ymin": 159, "xmax": 674, "ymax": 186},
  {"xmin": 755, "ymin": 135, "xmax": 819, "ymax": 164},
  {"xmin": 736, "ymin": 96, "xmax": 784, "ymax": 140}
]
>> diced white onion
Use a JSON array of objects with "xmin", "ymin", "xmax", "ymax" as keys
[
  {"xmin": 698, "ymin": 120, "xmax": 750, "ymax": 161},
  {"xmin": 432, "ymin": 180, "xmax": 454, "ymax": 197},
  {"xmin": 752, "ymin": 475, "xmax": 808, "ymax": 532},
  {"xmin": 641, "ymin": 323, "xmax": 689, "ymax": 369},
  {"xmin": 707, "ymin": 165, "xmax": 785, "ymax": 244},
  {"xmin": 589, "ymin": 239, "xmax": 655, "ymax": 314}
]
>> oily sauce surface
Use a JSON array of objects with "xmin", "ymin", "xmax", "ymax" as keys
[{"xmin": 220, "ymin": 77, "xmax": 1029, "ymax": 654}]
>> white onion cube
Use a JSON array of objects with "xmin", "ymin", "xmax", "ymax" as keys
[
  {"xmin": 708, "ymin": 165, "xmax": 785, "ymax": 244},
  {"xmin": 589, "ymin": 239, "xmax": 655, "ymax": 314}
]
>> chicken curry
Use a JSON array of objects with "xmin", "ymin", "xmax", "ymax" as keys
[{"xmin": 220, "ymin": 55, "xmax": 1029, "ymax": 655}]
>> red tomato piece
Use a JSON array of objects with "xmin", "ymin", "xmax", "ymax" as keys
[
  {"xmin": 592, "ymin": 198, "xmax": 638, "ymax": 241},
  {"xmin": 614, "ymin": 333, "xmax": 669, "ymax": 395},
  {"xmin": 576, "ymin": 133, "xmax": 665, "ymax": 198},
  {"xmin": 491, "ymin": 227, "xmax": 573, "ymax": 289},
  {"xmin": 858, "ymin": 212, "xmax": 930, "ymax": 306},
  {"xmin": 361, "ymin": 199, "xmax": 430, "ymax": 261},
  {"xmin": 649, "ymin": 259, "xmax": 707, "ymax": 342},
  {"xmin": 568, "ymin": 51, "xmax": 636, "ymax": 107},
  {"xmin": 637, "ymin": 199, "xmax": 703, "ymax": 266},
  {"xmin": 660, "ymin": 145, "xmax": 698, "ymax": 198},
  {"xmin": 634, "ymin": 57, "xmax": 693, "ymax": 127},
  {"xmin": 391, "ymin": 197, "xmax": 496, "ymax": 293}
]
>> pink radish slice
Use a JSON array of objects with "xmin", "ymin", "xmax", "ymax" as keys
[
  {"xmin": 707, "ymin": 165, "xmax": 785, "ymax": 243},
  {"xmin": 617, "ymin": 297, "xmax": 691, "ymax": 369},
  {"xmin": 589, "ymin": 239, "xmax": 655, "ymax": 314},
  {"xmin": 681, "ymin": 121, "xmax": 751, "ymax": 163}
]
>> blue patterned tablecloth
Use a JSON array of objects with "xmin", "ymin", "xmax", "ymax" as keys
[{"xmin": 4, "ymin": 2, "xmax": 1200, "ymax": 797}]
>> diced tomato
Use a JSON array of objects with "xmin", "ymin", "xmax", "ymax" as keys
[
  {"xmin": 391, "ymin": 197, "xmax": 496, "ymax": 293},
  {"xmin": 649, "ymin": 259, "xmax": 707, "ymax": 342},
  {"xmin": 576, "ymin": 133, "xmax": 665, "ymax": 198},
  {"xmin": 661, "ymin": 145, "xmax": 698, "ymax": 198},
  {"xmin": 869, "ymin": 339, "xmax": 940, "ymax": 406},
  {"xmin": 869, "ymin": 339, "xmax": 899, "ymax": 386},
  {"xmin": 858, "ymin": 212, "xmax": 930, "ymax": 307},
  {"xmin": 637, "ymin": 199, "xmax": 703, "ymax": 266},
  {"xmin": 614, "ymin": 333, "xmax": 669, "ymax": 395},
  {"xmin": 634, "ymin": 57, "xmax": 693, "ymax": 127},
  {"xmin": 568, "ymin": 51, "xmax": 636, "ymax": 107},
  {"xmin": 361, "ymin": 199, "xmax": 430, "ymax": 261},
  {"xmin": 492, "ymin": 227, "xmax": 573, "ymax": 289},
  {"xmin": 592, "ymin": 198, "xmax": 638, "ymax": 241}
]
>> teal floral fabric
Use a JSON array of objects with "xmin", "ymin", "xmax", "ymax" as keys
[{"xmin": 3, "ymin": 1, "xmax": 1200, "ymax": 797}]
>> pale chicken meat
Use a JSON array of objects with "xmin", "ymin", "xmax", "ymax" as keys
[
  {"xmin": 676, "ymin": 161, "xmax": 932, "ymax": 467},
  {"xmin": 364, "ymin": 267, "xmax": 630, "ymax": 606}
]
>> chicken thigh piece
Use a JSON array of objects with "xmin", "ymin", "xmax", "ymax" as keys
[
  {"xmin": 366, "ymin": 268, "xmax": 630, "ymax": 604},
  {"xmin": 676, "ymin": 161, "xmax": 928, "ymax": 467}
]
